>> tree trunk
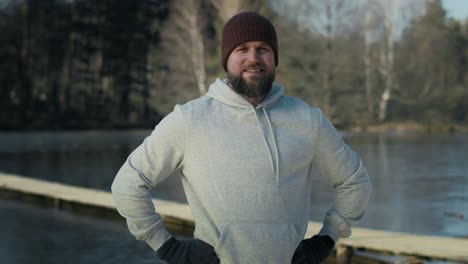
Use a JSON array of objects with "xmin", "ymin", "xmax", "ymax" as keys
[
  {"xmin": 378, "ymin": 0, "xmax": 398, "ymax": 122},
  {"xmin": 378, "ymin": 82, "xmax": 392, "ymax": 122},
  {"xmin": 322, "ymin": 1, "xmax": 333, "ymax": 117},
  {"xmin": 18, "ymin": 1, "xmax": 32, "ymax": 124},
  {"xmin": 186, "ymin": 0, "xmax": 207, "ymax": 95},
  {"xmin": 364, "ymin": 4, "xmax": 374, "ymax": 123},
  {"xmin": 210, "ymin": 0, "xmax": 244, "ymax": 23}
]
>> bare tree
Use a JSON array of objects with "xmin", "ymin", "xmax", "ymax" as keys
[
  {"xmin": 377, "ymin": 0, "xmax": 398, "ymax": 122},
  {"xmin": 274, "ymin": 0, "xmax": 359, "ymax": 118},
  {"xmin": 364, "ymin": 6, "xmax": 375, "ymax": 122},
  {"xmin": 186, "ymin": 0, "xmax": 207, "ymax": 95},
  {"xmin": 210, "ymin": 0, "xmax": 246, "ymax": 22},
  {"xmin": 361, "ymin": 0, "xmax": 430, "ymax": 123},
  {"xmin": 362, "ymin": 0, "xmax": 452, "ymax": 124},
  {"xmin": 17, "ymin": 0, "xmax": 33, "ymax": 123},
  {"xmin": 160, "ymin": 0, "xmax": 207, "ymax": 97},
  {"xmin": 392, "ymin": 0, "xmax": 456, "ymax": 106},
  {"xmin": 362, "ymin": 0, "xmax": 383, "ymax": 123}
]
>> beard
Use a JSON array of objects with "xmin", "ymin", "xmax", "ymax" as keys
[{"xmin": 227, "ymin": 63, "xmax": 275, "ymax": 100}]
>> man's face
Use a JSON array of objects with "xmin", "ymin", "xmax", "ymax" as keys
[{"xmin": 226, "ymin": 41, "xmax": 276, "ymax": 100}]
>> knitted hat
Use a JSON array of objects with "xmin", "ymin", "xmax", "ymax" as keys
[{"xmin": 221, "ymin": 12, "xmax": 278, "ymax": 71}]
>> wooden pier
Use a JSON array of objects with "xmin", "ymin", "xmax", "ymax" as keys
[{"xmin": 1, "ymin": 172, "xmax": 467, "ymax": 263}]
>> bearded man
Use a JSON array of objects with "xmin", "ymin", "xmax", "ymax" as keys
[{"xmin": 112, "ymin": 11, "xmax": 371, "ymax": 264}]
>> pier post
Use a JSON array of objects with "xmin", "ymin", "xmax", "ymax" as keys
[{"xmin": 336, "ymin": 245, "xmax": 352, "ymax": 264}]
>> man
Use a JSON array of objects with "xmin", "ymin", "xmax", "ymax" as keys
[{"xmin": 112, "ymin": 11, "xmax": 371, "ymax": 264}]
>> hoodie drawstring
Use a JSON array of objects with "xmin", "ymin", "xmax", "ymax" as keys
[
  {"xmin": 263, "ymin": 108, "xmax": 280, "ymax": 184},
  {"xmin": 251, "ymin": 106, "xmax": 280, "ymax": 184}
]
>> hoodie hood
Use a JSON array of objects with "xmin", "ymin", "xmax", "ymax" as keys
[{"xmin": 205, "ymin": 78, "xmax": 284, "ymax": 109}]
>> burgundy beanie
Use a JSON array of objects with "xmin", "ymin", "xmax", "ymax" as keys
[{"xmin": 221, "ymin": 12, "xmax": 278, "ymax": 71}]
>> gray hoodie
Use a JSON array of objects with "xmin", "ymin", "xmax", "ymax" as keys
[{"xmin": 111, "ymin": 78, "xmax": 371, "ymax": 263}]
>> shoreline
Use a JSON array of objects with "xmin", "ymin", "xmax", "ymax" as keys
[
  {"xmin": 1, "ymin": 120, "xmax": 467, "ymax": 134},
  {"xmin": 349, "ymin": 120, "xmax": 468, "ymax": 134}
]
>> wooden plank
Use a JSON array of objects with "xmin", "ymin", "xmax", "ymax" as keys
[
  {"xmin": 0, "ymin": 172, "xmax": 193, "ymax": 222},
  {"xmin": 305, "ymin": 219, "xmax": 468, "ymax": 263},
  {"xmin": 1, "ymin": 173, "xmax": 468, "ymax": 263}
]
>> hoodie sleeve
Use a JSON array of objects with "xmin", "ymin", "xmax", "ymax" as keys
[
  {"xmin": 312, "ymin": 110, "xmax": 371, "ymax": 242},
  {"xmin": 111, "ymin": 105, "xmax": 186, "ymax": 252}
]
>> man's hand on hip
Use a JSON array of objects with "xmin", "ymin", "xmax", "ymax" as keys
[
  {"xmin": 291, "ymin": 235, "xmax": 335, "ymax": 264},
  {"xmin": 156, "ymin": 237, "xmax": 220, "ymax": 264}
]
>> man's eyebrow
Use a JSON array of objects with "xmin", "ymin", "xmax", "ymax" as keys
[{"xmin": 259, "ymin": 44, "xmax": 271, "ymax": 48}]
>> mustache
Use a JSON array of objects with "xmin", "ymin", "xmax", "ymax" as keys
[{"xmin": 242, "ymin": 62, "xmax": 265, "ymax": 71}]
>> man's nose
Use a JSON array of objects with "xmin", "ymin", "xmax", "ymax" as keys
[{"xmin": 245, "ymin": 49, "xmax": 260, "ymax": 62}]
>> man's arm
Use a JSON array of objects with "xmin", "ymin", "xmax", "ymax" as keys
[
  {"xmin": 292, "ymin": 109, "xmax": 371, "ymax": 264},
  {"xmin": 313, "ymin": 110, "xmax": 372, "ymax": 242},
  {"xmin": 111, "ymin": 106, "xmax": 186, "ymax": 251}
]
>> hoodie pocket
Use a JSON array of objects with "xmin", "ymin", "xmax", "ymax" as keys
[
  {"xmin": 215, "ymin": 222, "xmax": 300, "ymax": 264},
  {"xmin": 217, "ymin": 183, "xmax": 289, "ymax": 222}
]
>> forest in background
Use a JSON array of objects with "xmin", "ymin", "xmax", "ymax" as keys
[{"xmin": 0, "ymin": 0, "xmax": 467, "ymax": 130}]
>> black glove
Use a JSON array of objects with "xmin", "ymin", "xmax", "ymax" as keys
[
  {"xmin": 291, "ymin": 235, "xmax": 335, "ymax": 264},
  {"xmin": 156, "ymin": 236, "xmax": 220, "ymax": 264}
]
